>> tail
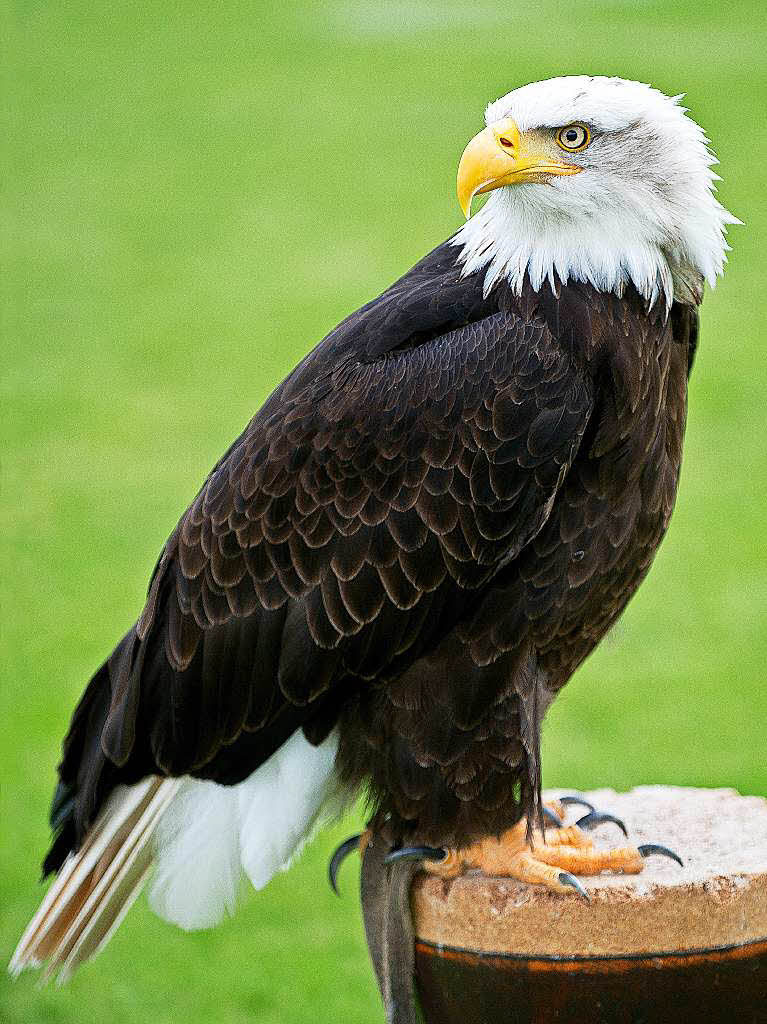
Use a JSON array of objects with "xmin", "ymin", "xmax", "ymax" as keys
[
  {"xmin": 10, "ymin": 777, "xmax": 180, "ymax": 984},
  {"xmin": 10, "ymin": 728, "xmax": 340, "ymax": 984}
]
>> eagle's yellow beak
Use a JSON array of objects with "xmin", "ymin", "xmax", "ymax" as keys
[{"xmin": 457, "ymin": 117, "xmax": 583, "ymax": 218}]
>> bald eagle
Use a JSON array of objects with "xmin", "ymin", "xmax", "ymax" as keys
[{"xmin": 11, "ymin": 76, "xmax": 736, "ymax": 988}]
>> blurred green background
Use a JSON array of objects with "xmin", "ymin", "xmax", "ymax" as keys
[{"xmin": 2, "ymin": 1, "xmax": 765, "ymax": 1021}]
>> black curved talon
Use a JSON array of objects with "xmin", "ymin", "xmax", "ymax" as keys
[
  {"xmin": 383, "ymin": 845, "xmax": 448, "ymax": 866},
  {"xmin": 328, "ymin": 834, "xmax": 362, "ymax": 895},
  {"xmin": 559, "ymin": 795, "xmax": 595, "ymax": 814},
  {"xmin": 558, "ymin": 871, "xmax": 591, "ymax": 901},
  {"xmin": 543, "ymin": 806, "xmax": 564, "ymax": 829},
  {"xmin": 638, "ymin": 843, "xmax": 684, "ymax": 867},
  {"xmin": 576, "ymin": 810, "xmax": 629, "ymax": 838}
]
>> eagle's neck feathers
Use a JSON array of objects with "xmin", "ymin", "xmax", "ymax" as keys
[
  {"xmin": 452, "ymin": 191, "xmax": 678, "ymax": 309},
  {"xmin": 452, "ymin": 182, "xmax": 733, "ymax": 310}
]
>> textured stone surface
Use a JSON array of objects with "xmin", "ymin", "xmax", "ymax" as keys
[{"xmin": 411, "ymin": 787, "xmax": 767, "ymax": 955}]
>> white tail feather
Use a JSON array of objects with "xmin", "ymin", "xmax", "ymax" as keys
[
  {"xmin": 149, "ymin": 728, "xmax": 341, "ymax": 928},
  {"xmin": 10, "ymin": 728, "xmax": 341, "ymax": 982},
  {"xmin": 148, "ymin": 778, "xmax": 242, "ymax": 930},
  {"xmin": 239, "ymin": 726, "xmax": 341, "ymax": 888}
]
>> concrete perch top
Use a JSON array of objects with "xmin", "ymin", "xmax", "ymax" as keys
[{"xmin": 411, "ymin": 786, "xmax": 767, "ymax": 956}]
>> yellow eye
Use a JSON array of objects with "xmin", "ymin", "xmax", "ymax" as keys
[{"xmin": 556, "ymin": 123, "xmax": 590, "ymax": 152}]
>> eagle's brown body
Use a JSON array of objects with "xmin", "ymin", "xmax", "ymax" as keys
[
  {"xmin": 337, "ymin": 247, "xmax": 693, "ymax": 847},
  {"xmin": 45, "ymin": 241, "xmax": 696, "ymax": 870}
]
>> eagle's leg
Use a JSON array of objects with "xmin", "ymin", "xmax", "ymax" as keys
[{"xmin": 415, "ymin": 803, "xmax": 681, "ymax": 896}]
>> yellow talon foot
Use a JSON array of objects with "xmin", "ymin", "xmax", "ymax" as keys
[{"xmin": 420, "ymin": 800, "xmax": 681, "ymax": 895}]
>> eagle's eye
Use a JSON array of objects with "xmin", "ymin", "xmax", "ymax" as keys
[{"xmin": 556, "ymin": 123, "xmax": 590, "ymax": 152}]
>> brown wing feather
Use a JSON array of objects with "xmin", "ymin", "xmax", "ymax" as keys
[{"xmin": 46, "ymin": 244, "xmax": 595, "ymax": 871}]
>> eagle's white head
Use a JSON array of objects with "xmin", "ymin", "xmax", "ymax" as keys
[{"xmin": 453, "ymin": 76, "xmax": 739, "ymax": 308}]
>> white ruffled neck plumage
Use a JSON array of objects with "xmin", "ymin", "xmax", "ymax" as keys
[{"xmin": 453, "ymin": 76, "xmax": 739, "ymax": 308}]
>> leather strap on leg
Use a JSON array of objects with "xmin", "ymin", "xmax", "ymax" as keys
[{"xmin": 360, "ymin": 832, "xmax": 421, "ymax": 1024}]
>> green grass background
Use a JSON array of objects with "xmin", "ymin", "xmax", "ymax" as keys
[{"xmin": 2, "ymin": 1, "xmax": 766, "ymax": 1021}]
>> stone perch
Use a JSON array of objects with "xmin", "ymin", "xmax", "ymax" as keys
[{"xmin": 411, "ymin": 787, "xmax": 767, "ymax": 1023}]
